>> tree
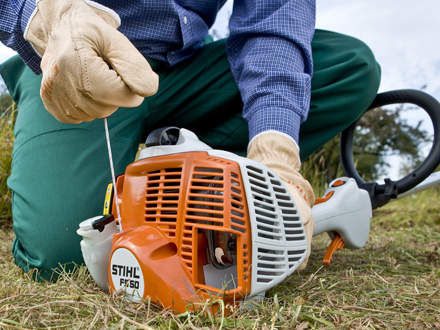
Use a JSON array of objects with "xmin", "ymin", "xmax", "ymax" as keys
[
  {"xmin": 0, "ymin": 93, "xmax": 12, "ymax": 115},
  {"xmin": 0, "ymin": 77, "xmax": 13, "ymax": 116},
  {"xmin": 352, "ymin": 105, "xmax": 431, "ymax": 181},
  {"xmin": 0, "ymin": 78, "xmax": 6, "ymax": 94},
  {"xmin": 303, "ymin": 104, "xmax": 432, "ymax": 192}
]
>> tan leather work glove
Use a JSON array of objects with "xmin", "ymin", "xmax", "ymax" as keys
[
  {"xmin": 24, "ymin": 0, "xmax": 159, "ymax": 123},
  {"xmin": 248, "ymin": 132, "xmax": 315, "ymax": 270}
]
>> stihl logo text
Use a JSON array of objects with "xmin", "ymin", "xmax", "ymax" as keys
[
  {"xmin": 112, "ymin": 264, "xmax": 140, "ymax": 278},
  {"xmin": 110, "ymin": 248, "xmax": 145, "ymax": 298},
  {"xmin": 112, "ymin": 264, "xmax": 141, "ymax": 289}
]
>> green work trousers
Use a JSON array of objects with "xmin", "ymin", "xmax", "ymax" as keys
[{"xmin": 0, "ymin": 30, "xmax": 381, "ymax": 280}]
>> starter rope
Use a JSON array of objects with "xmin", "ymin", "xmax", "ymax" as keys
[{"xmin": 104, "ymin": 118, "xmax": 123, "ymax": 232}]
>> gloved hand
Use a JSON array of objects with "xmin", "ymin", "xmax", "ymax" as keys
[
  {"xmin": 247, "ymin": 132, "xmax": 315, "ymax": 270},
  {"xmin": 24, "ymin": 0, "xmax": 159, "ymax": 123}
]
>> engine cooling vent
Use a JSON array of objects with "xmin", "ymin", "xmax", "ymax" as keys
[
  {"xmin": 268, "ymin": 172, "xmax": 307, "ymax": 243},
  {"xmin": 144, "ymin": 167, "xmax": 182, "ymax": 238},
  {"xmin": 137, "ymin": 152, "xmax": 252, "ymax": 294},
  {"xmin": 184, "ymin": 164, "xmax": 251, "ymax": 282},
  {"xmin": 256, "ymin": 247, "xmax": 287, "ymax": 283},
  {"xmin": 186, "ymin": 167, "xmax": 225, "ymax": 227},
  {"xmin": 242, "ymin": 163, "xmax": 308, "ymax": 295}
]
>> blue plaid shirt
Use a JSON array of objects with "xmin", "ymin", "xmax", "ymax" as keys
[{"xmin": 0, "ymin": 0, "xmax": 315, "ymax": 143}]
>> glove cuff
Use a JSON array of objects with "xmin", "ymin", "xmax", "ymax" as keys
[
  {"xmin": 84, "ymin": 0, "xmax": 121, "ymax": 26},
  {"xmin": 247, "ymin": 131, "xmax": 315, "ymax": 206},
  {"xmin": 24, "ymin": 0, "xmax": 121, "ymax": 56},
  {"xmin": 247, "ymin": 130, "xmax": 300, "ymax": 165},
  {"xmin": 247, "ymin": 131, "xmax": 301, "ymax": 170}
]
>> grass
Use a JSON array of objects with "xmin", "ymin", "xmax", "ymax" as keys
[
  {"xmin": 0, "ymin": 105, "xmax": 14, "ymax": 227},
  {"xmin": 0, "ymin": 107, "xmax": 439, "ymax": 328}
]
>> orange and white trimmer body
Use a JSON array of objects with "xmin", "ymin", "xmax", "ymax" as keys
[
  {"xmin": 78, "ymin": 128, "xmax": 373, "ymax": 313},
  {"xmin": 79, "ymin": 128, "xmax": 309, "ymax": 313}
]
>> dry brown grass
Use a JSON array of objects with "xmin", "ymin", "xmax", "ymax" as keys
[
  {"xmin": 0, "ymin": 190, "xmax": 438, "ymax": 329},
  {"xmin": 0, "ymin": 108, "xmax": 439, "ymax": 328}
]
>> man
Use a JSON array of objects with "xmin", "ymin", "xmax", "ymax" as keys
[{"xmin": 0, "ymin": 0, "xmax": 380, "ymax": 280}]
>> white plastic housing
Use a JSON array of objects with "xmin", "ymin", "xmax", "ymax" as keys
[
  {"xmin": 209, "ymin": 150, "xmax": 308, "ymax": 297},
  {"xmin": 312, "ymin": 177, "xmax": 372, "ymax": 248},
  {"xmin": 77, "ymin": 216, "xmax": 118, "ymax": 290},
  {"xmin": 138, "ymin": 128, "xmax": 212, "ymax": 159}
]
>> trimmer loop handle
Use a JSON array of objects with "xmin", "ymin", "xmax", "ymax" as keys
[{"xmin": 340, "ymin": 89, "xmax": 440, "ymax": 209}]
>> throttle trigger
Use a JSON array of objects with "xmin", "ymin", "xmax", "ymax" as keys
[
  {"xmin": 314, "ymin": 191, "xmax": 334, "ymax": 205},
  {"xmin": 331, "ymin": 179, "xmax": 345, "ymax": 187},
  {"xmin": 323, "ymin": 234, "xmax": 344, "ymax": 265}
]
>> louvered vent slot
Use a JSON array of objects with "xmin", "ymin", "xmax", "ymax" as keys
[
  {"xmin": 145, "ymin": 168, "xmax": 182, "ymax": 237},
  {"xmin": 269, "ymin": 177, "xmax": 305, "ymax": 242},
  {"xmin": 242, "ymin": 244, "xmax": 249, "ymax": 281},
  {"xmin": 247, "ymin": 165, "xmax": 283, "ymax": 240},
  {"xmin": 230, "ymin": 171, "xmax": 246, "ymax": 233},
  {"xmin": 186, "ymin": 167, "xmax": 225, "ymax": 227},
  {"xmin": 181, "ymin": 226, "xmax": 193, "ymax": 273},
  {"xmin": 256, "ymin": 248, "xmax": 286, "ymax": 283},
  {"xmin": 288, "ymin": 249, "xmax": 306, "ymax": 269}
]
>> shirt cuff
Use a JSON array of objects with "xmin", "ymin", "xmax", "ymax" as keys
[
  {"xmin": 19, "ymin": 0, "xmax": 41, "ymax": 74},
  {"xmin": 20, "ymin": 1, "xmax": 37, "ymax": 36},
  {"xmin": 246, "ymin": 107, "xmax": 301, "ymax": 145}
]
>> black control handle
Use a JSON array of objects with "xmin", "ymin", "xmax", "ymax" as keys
[
  {"xmin": 340, "ymin": 90, "xmax": 440, "ymax": 209},
  {"xmin": 92, "ymin": 214, "xmax": 115, "ymax": 232}
]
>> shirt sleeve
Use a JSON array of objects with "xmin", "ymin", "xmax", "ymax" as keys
[
  {"xmin": 226, "ymin": 0, "xmax": 315, "ymax": 144},
  {"xmin": 0, "ymin": 0, "xmax": 41, "ymax": 73}
]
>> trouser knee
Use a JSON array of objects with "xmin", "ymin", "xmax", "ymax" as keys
[
  {"xmin": 343, "ymin": 36, "xmax": 381, "ymax": 124},
  {"xmin": 300, "ymin": 30, "xmax": 381, "ymax": 158},
  {"xmin": 12, "ymin": 229, "xmax": 83, "ymax": 282}
]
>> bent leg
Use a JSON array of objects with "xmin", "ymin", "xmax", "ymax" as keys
[
  {"xmin": 299, "ymin": 29, "xmax": 381, "ymax": 159},
  {"xmin": 145, "ymin": 40, "xmax": 248, "ymax": 153},
  {"xmin": 148, "ymin": 32, "xmax": 381, "ymax": 160},
  {"xmin": 0, "ymin": 56, "xmax": 146, "ymax": 280}
]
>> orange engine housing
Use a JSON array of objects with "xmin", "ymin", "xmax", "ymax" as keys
[{"xmin": 108, "ymin": 151, "xmax": 253, "ymax": 313}]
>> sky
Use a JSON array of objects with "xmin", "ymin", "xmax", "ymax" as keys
[{"xmin": 316, "ymin": 0, "xmax": 440, "ymax": 98}]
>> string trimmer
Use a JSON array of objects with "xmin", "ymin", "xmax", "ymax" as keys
[{"xmin": 77, "ymin": 89, "xmax": 440, "ymax": 313}]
